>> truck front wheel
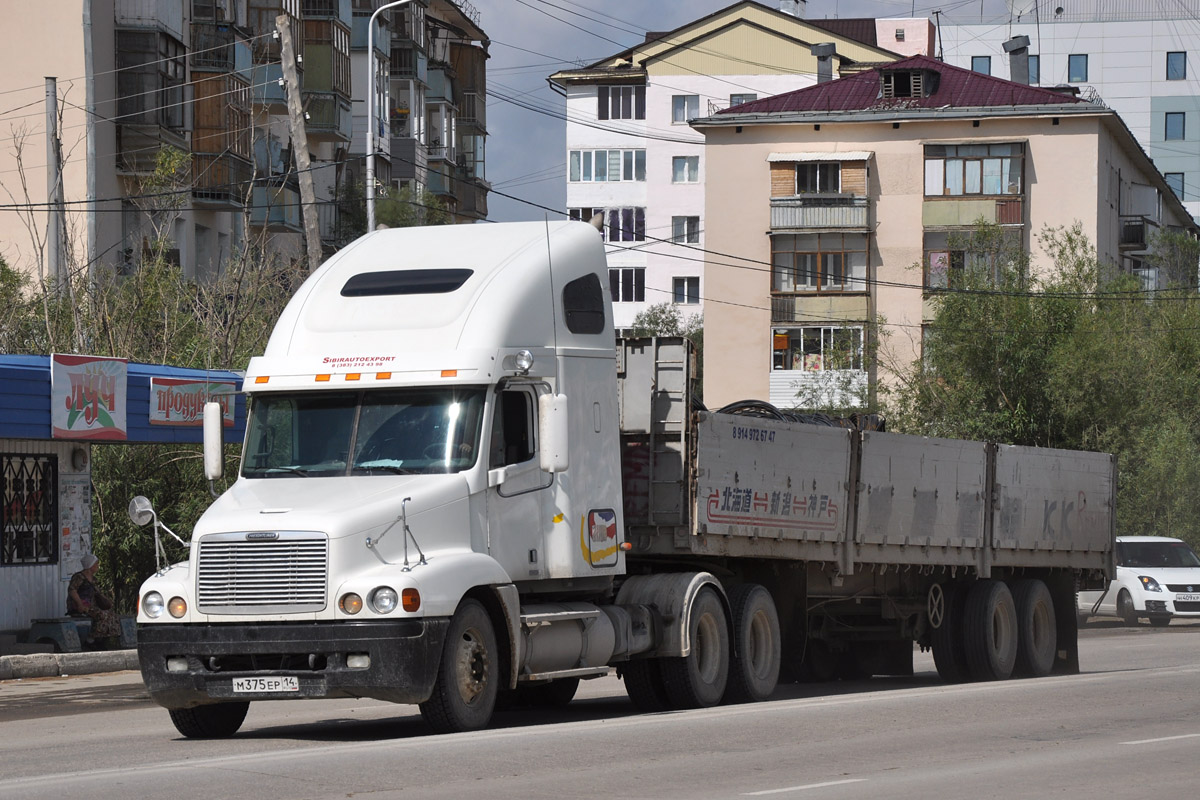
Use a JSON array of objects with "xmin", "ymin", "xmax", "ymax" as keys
[
  {"xmin": 419, "ymin": 599, "xmax": 498, "ymax": 733},
  {"xmin": 168, "ymin": 701, "xmax": 249, "ymax": 739},
  {"xmin": 662, "ymin": 587, "xmax": 729, "ymax": 709}
]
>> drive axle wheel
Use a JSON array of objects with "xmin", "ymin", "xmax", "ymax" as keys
[
  {"xmin": 662, "ymin": 587, "xmax": 729, "ymax": 708},
  {"xmin": 168, "ymin": 701, "xmax": 249, "ymax": 739},
  {"xmin": 420, "ymin": 599, "xmax": 498, "ymax": 733},
  {"xmin": 622, "ymin": 658, "xmax": 671, "ymax": 712}
]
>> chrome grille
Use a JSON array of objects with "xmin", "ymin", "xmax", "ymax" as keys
[{"xmin": 197, "ymin": 532, "xmax": 328, "ymax": 614}]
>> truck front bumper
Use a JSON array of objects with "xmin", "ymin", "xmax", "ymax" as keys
[{"xmin": 137, "ymin": 619, "xmax": 449, "ymax": 710}]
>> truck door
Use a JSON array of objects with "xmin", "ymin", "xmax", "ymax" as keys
[{"xmin": 486, "ymin": 385, "xmax": 551, "ymax": 580}]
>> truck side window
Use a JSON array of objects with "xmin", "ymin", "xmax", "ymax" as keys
[
  {"xmin": 490, "ymin": 389, "xmax": 535, "ymax": 468},
  {"xmin": 562, "ymin": 273, "xmax": 606, "ymax": 334}
]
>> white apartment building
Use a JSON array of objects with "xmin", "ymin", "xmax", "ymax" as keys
[
  {"xmin": 938, "ymin": 0, "xmax": 1200, "ymax": 218},
  {"xmin": 549, "ymin": 0, "xmax": 900, "ymax": 329}
]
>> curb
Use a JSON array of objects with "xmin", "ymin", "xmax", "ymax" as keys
[{"xmin": 0, "ymin": 649, "xmax": 138, "ymax": 680}]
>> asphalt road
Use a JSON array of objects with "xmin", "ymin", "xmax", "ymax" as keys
[{"xmin": 1, "ymin": 620, "xmax": 1197, "ymax": 800}]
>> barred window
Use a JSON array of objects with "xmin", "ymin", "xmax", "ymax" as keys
[{"xmin": 1, "ymin": 454, "xmax": 58, "ymax": 566}]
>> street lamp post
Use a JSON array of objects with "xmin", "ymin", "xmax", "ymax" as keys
[{"xmin": 367, "ymin": 0, "xmax": 413, "ymax": 232}]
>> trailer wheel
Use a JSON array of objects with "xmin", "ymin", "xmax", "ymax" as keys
[
  {"xmin": 622, "ymin": 658, "xmax": 671, "ymax": 712},
  {"xmin": 930, "ymin": 582, "xmax": 971, "ymax": 683},
  {"xmin": 963, "ymin": 580, "xmax": 1018, "ymax": 681},
  {"xmin": 168, "ymin": 702, "xmax": 249, "ymax": 739},
  {"xmin": 1012, "ymin": 579, "xmax": 1057, "ymax": 678},
  {"xmin": 724, "ymin": 584, "xmax": 781, "ymax": 703},
  {"xmin": 662, "ymin": 587, "xmax": 729, "ymax": 708},
  {"xmin": 419, "ymin": 599, "xmax": 498, "ymax": 733}
]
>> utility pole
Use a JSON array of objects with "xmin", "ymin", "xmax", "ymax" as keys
[
  {"xmin": 276, "ymin": 15, "xmax": 322, "ymax": 274},
  {"xmin": 44, "ymin": 76, "xmax": 64, "ymax": 288}
]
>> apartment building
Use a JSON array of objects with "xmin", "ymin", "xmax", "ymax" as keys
[
  {"xmin": 548, "ymin": 0, "xmax": 901, "ymax": 329},
  {"xmin": 0, "ymin": 0, "xmax": 487, "ymax": 285},
  {"xmin": 693, "ymin": 55, "xmax": 1198, "ymax": 409},
  {"xmin": 937, "ymin": 0, "xmax": 1200, "ymax": 219}
]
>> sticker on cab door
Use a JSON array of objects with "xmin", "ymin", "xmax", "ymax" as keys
[{"xmin": 581, "ymin": 509, "xmax": 618, "ymax": 567}]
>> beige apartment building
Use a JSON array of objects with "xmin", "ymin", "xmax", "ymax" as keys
[{"xmin": 693, "ymin": 54, "xmax": 1198, "ymax": 410}]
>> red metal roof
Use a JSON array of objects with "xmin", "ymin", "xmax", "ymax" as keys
[{"xmin": 720, "ymin": 55, "xmax": 1086, "ymax": 115}]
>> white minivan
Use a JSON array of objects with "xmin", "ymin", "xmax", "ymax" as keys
[{"xmin": 1077, "ymin": 536, "xmax": 1200, "ymax": 626}]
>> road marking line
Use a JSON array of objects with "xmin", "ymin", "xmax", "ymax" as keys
[
  {"xmin": 742, "ymin": 778, "xmax": 867, "ymax": 795},
  {"xmin": 1122, "ymin": 733, "xmax": 1200, "ymax": 745}
]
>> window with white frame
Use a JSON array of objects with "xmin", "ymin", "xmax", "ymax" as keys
[
  {"xmin": 672, "ymin": 216, "xmax": 700, "ymax": 244},
  {"xmin": 797, "ymin": 162, "xmax": 840, "ymax": 193},
  {"xmin": 569, "ymin": 149, "xmax": 646, "ymax": 182},
  {"xmin": 609, "ymin": 268, "xmax": 645, "ymax": 302},
  {"xmin": 923, "ymin": 143, "xmax": 1023, "ymax": 196},
  {"xmin": 673, "ymin": 276, "xmax": 699, "ymax": 304},
  {"xmin": 771, "ymin": 327, "xmax": 863, "ymax": 371},
  {"xmin": 672, "ymin": 94, "xmax": 699, "ymax": 123},
  {"xmin": 597, "ymin": 85, "xmax": 645, "ymax": 120},
  {"xmin": 571, "ymin": 207, "xmax": 645, "ymax": 242},
  {"xmin": 772, "ymin": 233, "xmax": 867, "ymax": 293},
  {"xmin": 672, "ymin": 156, "xmax": 699, "ymax": 183}
]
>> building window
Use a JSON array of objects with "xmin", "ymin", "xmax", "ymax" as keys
[
  {"xmin": 1166, "ymin": 112, "xmax": 1186, "ymax": 141},
  {"xmin": 1028, "ymin": 55, "xmax": 1040, "ymax": 85},
  {"xmin": 116, "ymin": 30, "xmax": 187, "ymax": 131},
  {"xmin": 895, "ymin": 28, "xmax": 905, "ymax": 42},
  {"xmin": 1068, "ymin": 54, "xmax": 1088, "ymax": 82},
  {"xmin": 672, "ymin": 156, "xmax": 699, "ymax": 183},
  {"xmin": 569, "ymin": 207, "xmax": 645, "ymax": 242},
  {"xmin": 569, "ymin": 149, "xmax": 646, "ymax": 182},
  {"xmin": 673, "ymin": 276, "xmax": 700, "ymax": 304},
  {"xmin": 772, "ymin": 233, "xmax": 867, "ymax": 293},
  {"xmin": 1, "ymin": 453, "xmax": 58, "ymax": 566},
  {"xmin": 1167, "ymin": 51, "xmax": 1187, "ymax": 81},
  {"xmin": 881, "ymin": 70, "xmax": 928, "ymax": 98},
  {"xmin": 729, "ymin": 93, "xmax": 757, "ymax": 106},
  {"xmin": 923, "ymin": 229, "xmax": 1022, "ymax": 288},
  {"xmin": 672, "ymin": 94, "xmax": 699, "ymax": 123},
  {"xmin": 797, "ymin": 162, "xmax": 841, "ymax": 193},
  {"xmin": 672, "ymin": 216, "xmax": 700, "ymax": 243},
  {"xmin": 971, "ymin": 56, "xmax": 991, "ymax": 75},
  {"xmin": 1165, "ymin": 172, "xmax": 1185, "ymax": 199},
  {"xmin": 924, "ymin": 143, "xmax": 1024, "ymax": 196},
  {"xmin": 609, "ymin": 268, "xmax": 645, "ymax": 302},
  {"xmin": 597, "ymin": 85, "xmax": 645, "ymax": 120},
  {"xmin": 772, "ymin": 327, "xmax": 863, "ymax": 371}
]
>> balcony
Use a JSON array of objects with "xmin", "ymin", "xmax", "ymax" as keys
[
  {"xmin": 248, "ymin": 63, "xmax": 288, "ymax": 113},
  {"xmin": 250, "ymin": 181, "xmax": 302, "ymax": 232},
  {"xmin": 427, "ymin": 143, "xmax": 456, "ymax": 163},
  {"xmin": 192, "ymin": 153, "xmax": 254, "ymax": 207},
  {"xmin": 301, "ymin": 0, "xmax": 342, "ymax": 17},
  {"xmin": 922, "ymin": 196, "xmax": 1025, "ymax": 227},
  {"xmin": 771, "ymin": 293, "xmax": 869, "ymax": 324},
  {"xmin": 391, "ymin": 136, "xmax": 425, "ymax": 182},
  {"xmin": 191, "ymin": 22, "xmax": 235, "ymax": 70},
  {"xmin": 456, "ymin": 176, "xmax": 488, "ymax": 220},
  {"xmin": 302, "ymin": 91, "xmax": 352, "ymax": 143},
  {"xmin": 248, "ymin": 0, "xmax": 301, "ymax": 63},
  {"xmin": 770, "ymin": 195, "xmax": 869, "ymax": 230},
  {"xmin": 391, "ymin": 45, "xmax": 428, "ymax": 82},
  {"xmin": 459, "ymin": 91, "xmax": 485, "ymax": 129}
]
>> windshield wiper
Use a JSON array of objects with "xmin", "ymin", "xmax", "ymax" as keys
[
  {"xmin": 264, "ymin": 466, "xmax": 311, "ymax": 477},
  {"xmin": 356, "ymin": 465, "xmax": 419, "ymax": 475}
]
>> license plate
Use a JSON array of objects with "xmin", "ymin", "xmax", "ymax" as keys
[
  {"xmin": 232, "ymin": 676, "xmax": 299, "ymax": 694},
  {"xmin": 1176, "ymin": 593, "xmax": 1200, "ymax": 602}
]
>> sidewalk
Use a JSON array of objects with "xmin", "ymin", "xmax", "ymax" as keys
[{"xmin": 0, "ymin": 649, "xmax": 138, "ymax": 681}]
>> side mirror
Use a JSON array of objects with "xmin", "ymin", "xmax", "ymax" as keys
[
  {"xmin": 203, "ymin": 402, "xmax": 224, "ymax": 481},
  {"xmin": 129, "ymin": 495, "xmax": 155, "ymax": 527},
  {"xmin": 539, "ymin": 393, "xmax": 569, "ymax": 473}
]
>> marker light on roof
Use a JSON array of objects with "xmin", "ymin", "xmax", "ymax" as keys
[{"xmin": 254, "ymin": 376, "xmax": 269, "ymax": 384}]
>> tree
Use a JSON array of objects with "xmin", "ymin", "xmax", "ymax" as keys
[{"xmin": 629, "ymin": 302, "xmax": 704, "ymax": 401}]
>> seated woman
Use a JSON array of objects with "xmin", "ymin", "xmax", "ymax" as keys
[{"xmin": 68, "ymin": 553, "xmax": 121, "ymax": 648}]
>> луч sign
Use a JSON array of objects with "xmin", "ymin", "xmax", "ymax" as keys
[
  {"xmin": 51, "ymin": 354, "xmax": 128, "ymax": 440},
  {"xmin": 150, "ymin": 378, "xmax": 237, "ymax": 427}
]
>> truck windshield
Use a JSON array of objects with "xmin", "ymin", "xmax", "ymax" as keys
[{"xmin": 242, "ymin": 388, "xmax": 486, "ymax": 478}]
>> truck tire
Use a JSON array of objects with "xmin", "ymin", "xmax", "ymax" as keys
[
  {"xmin": 1117, "ymin": 590, "xmax": 1139, "ymax": 626},
  {"xmin": 963, "ymin": 580, "xmax": 1018, "ymax": 681},
  {"xmin": 525, "ymin": 677, "xmax": 581, "ymax": 707},
  {"xmin": 661, "ymin": 587, "xmax": 730, "ymax": 709},
  {"xmin": 168, "ymin": 701, "xmax": 249, "ymax": 739},
  {"xmin": 930, "ymin": 582, "xmax": 970, "ymax": 683},
  {"xmin": 419, "ymin": 599, "xmax": 498, "ymax": 733},
  {"xmin": 1011, "ymin": 579, "xmax": 1056, "ymax": 678},
  {"xmin": 724, "ymin": 584, "xmax": 781, "ymax": 703},
  {"xmin": 622, "ymin": 658, "xmax": 671, "ymax": 712}
]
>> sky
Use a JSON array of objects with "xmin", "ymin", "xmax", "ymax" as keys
[{"xmin": 470, "ymin": 0, "xmax": 1018, "ymax": 221}]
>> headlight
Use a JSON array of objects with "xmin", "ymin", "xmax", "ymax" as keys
[
  {"xmin": 1139, "ymin": 576, "xmax": 1163, "ymax": 592},
  {"xmin": 370, "ymin": 587, "xmax": 399, "ymax": 614},
  {"xmin": 142, "ymin": 591, "xmax": 165, "ymax": 618},
  {"xmin": 168, "ymin": 597, "xmax": 187, "ymax": 618},
  {"xmin": 339, "ymin": 592, "xmax": 363, "ymax": 614}
]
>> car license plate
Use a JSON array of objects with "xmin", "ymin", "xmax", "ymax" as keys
[
  {"xmin": 232, "ymin": 676, "xmax": 299, "ymax": 694},
  {"xmin": 1175, "ymin": 593, "xmax": 1200, "ymax": 602}
]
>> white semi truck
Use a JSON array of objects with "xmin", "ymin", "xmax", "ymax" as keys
[{"xmin": 132, "ymin": 221, "xmax": 1115, "ymax": 738}]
